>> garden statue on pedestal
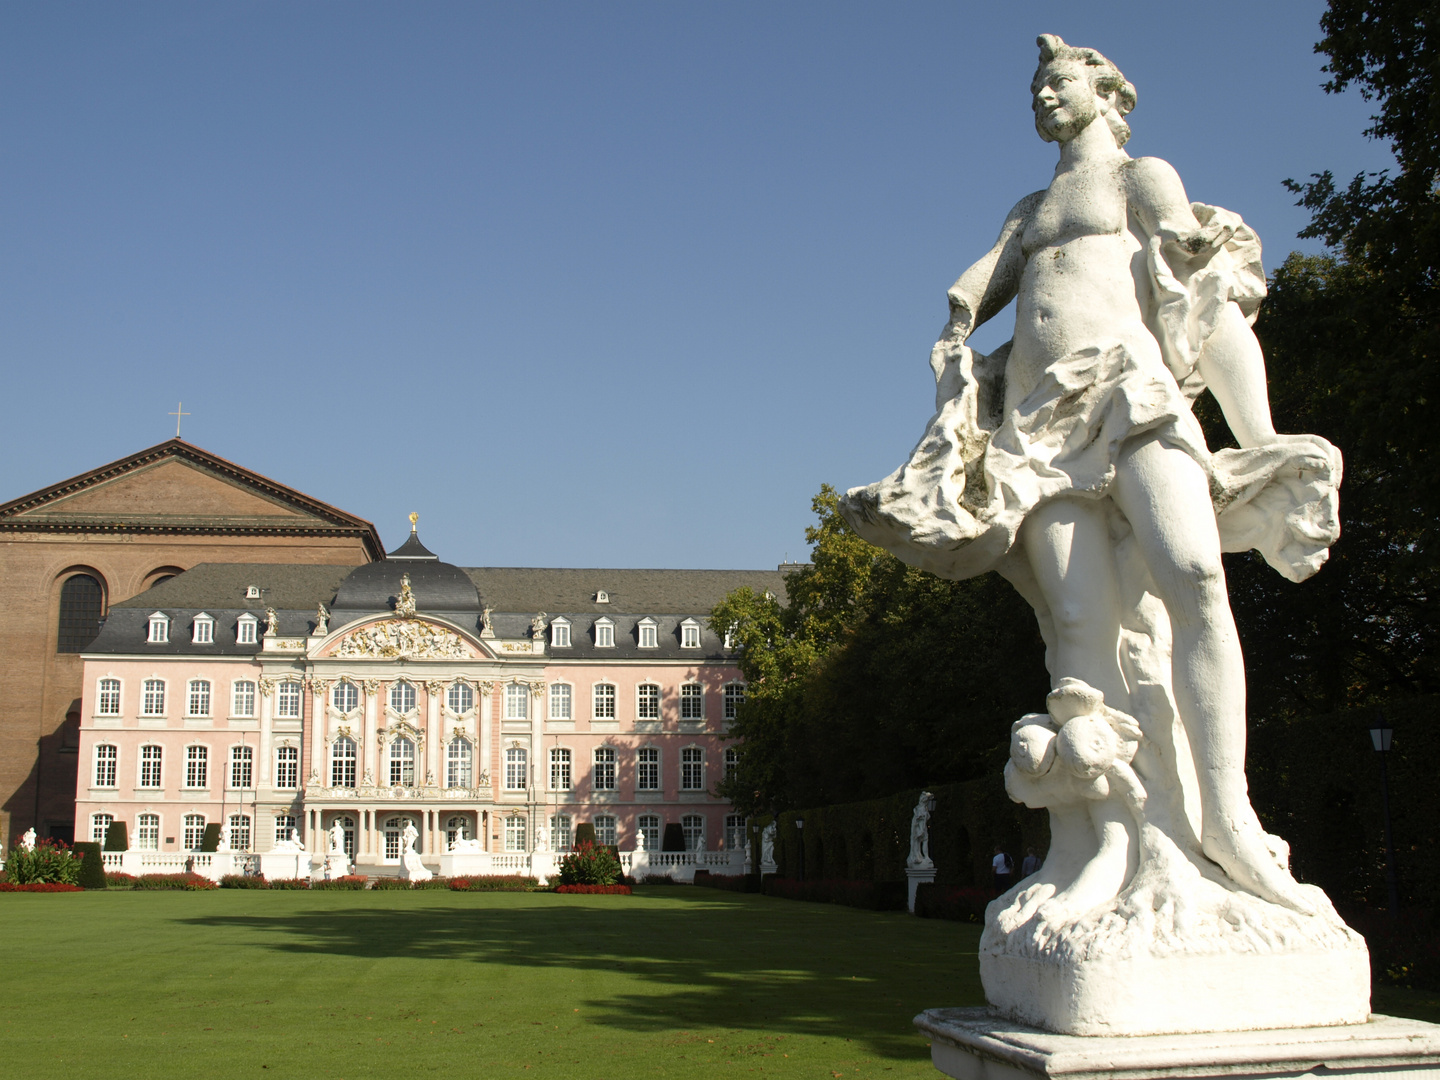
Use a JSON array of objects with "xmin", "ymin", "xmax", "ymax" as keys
[
  {"xmin": 216, "ymin": 822, "xmax": 232, "ymax": 853},
  {"xmin": 399, "ymin": 821, "xmax": 431, "ymax": 881},
  {"xmin": 323, "ymin": 819, "xmax": 350, "ymax": 878},
  {"xmin": 760, "ymin": 823, "xmax": 776, "ymax": 871},
  {"xmin": 449, "ymin": 823, "xmax": 483, "ymax": 854},
  {"xmin": 842, "ymin": 34, "xmax": 1365, "ymax": 1037},
  {"xmin": 907, "ymin": 792, "xmax": 936, "ymax": 871},
  {"xmin": 19, "ymin": 828, "xmax": 36, "ymax": 851}
]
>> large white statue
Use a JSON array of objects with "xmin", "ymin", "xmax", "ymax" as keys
[
  {"xmin": 399, "ymin": 820, "xmax": 431, "ymax": 881},
  {"xmin": 449, "ymin": 822, "xmax": 483, "ymax": 854},
  {"xmin": 216, "ymin": 822, "xmax": 232, "ymax": 853},
  {"xmin": 19, "ymin": 828, "xmax": 36, "ymax": 851},
  {"xmin": 328, "ymin": 820, "xmax": 346, "ymax": 856},
  {"xmin": 272, "ymin": 828, "xmax": 303, "ymax": 853},
  {"xmin": 842, "ymin": 35, "xmax": 1363, "ymax": 1036},
  {"xmin": 907, "ymin": 792, "xmax": 936, "ymax": 871},
  {"xmin": 760, "ymin": 822, "xmax": 775, "ymax": 868}
]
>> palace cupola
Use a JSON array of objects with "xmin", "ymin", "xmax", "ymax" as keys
[{"xmin": 331, "ymin": 514, "xmax": 482, "ymax": 617}]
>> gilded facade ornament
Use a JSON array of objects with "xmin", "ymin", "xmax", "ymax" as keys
[
  {"xmin": 336, "ymin": 619, "xmax": 470, "ymax": 660},
  {"xmin": 395, "ymin": 574, "xmax": 417, "ymax": 619}
]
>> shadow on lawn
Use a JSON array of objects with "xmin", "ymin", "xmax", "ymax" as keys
[{"xmin": 178, "ymin": 889, "xmax": 982, "ymax": 1059}]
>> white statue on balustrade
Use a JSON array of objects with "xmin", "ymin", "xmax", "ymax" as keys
[
  {"xmin": 839, "ymin": 33, "xmax": 1365, "ymax": 1036},
  {"xmin": 635, "ymin": 826, "xmax": 648, "ymax": 852},
  {"xmin": 217, "ymin": 822, "xmax": 232, "ymax": 853},
  {"xmin": 449, "ymin": 822, "xmax": 483, "ymax": 854},
  {"xmin": 272, "ymin": 828, "xmax": 303, "ymax": 853},
  {"xmin": 399, "ymin": 820, "xmax": 432, "ymax": 881},
  {"xmin": 533, "ymin": 824, "xmax": 550, "ymax": 854},
  {"xmin": 907, "ymin": 791, "xmax": 936, "ymax": 871}
]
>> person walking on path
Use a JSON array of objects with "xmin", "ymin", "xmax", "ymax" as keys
[
  {"xmin": 1020, "ymin": 847, "xmax": 1042, "ymax": 878},
  {"xmin": 992, "ymin": 846, "xmax": 1014, "ymax": 894}
]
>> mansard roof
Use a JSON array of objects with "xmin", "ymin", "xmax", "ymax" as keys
[
  {"xmin": 0, "ymin": 439, "xmax": 384, "ymax": 558},
  {"xmin": 462, "ymin": 567, "xmax": 789, "ymax": 613}
]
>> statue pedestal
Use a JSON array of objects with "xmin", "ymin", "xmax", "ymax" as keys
[
  {"xmin": 916, "ymin": 1008, "xmax": 1440, "ymax": 1080},
  {"xmin": 906, "ymin": 866, "xmax": 936, "ymax": 914},
  {"xmin": 322, "ymin": 853, "xmax": 351, "ymax": 879}
]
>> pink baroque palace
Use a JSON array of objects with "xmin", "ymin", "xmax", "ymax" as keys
[{"xmin": 75, "ymin": 521, "xmax": 782, "ymax": 880}]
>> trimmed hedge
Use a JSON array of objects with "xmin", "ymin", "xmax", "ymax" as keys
[
  {"xmin": 72, "ymin": 842, "xmax": 107, "ymax": 889},
  {"xmin": 133, "ymin": 873, "xmax": 217, "ymax": 891},
  {"xmin": 661, "ymin": 823, "xmax": 686, "ymax": 852},
  {"xmin": 448, "ymin": 875, "xmax": 538, "ymax": 892},
  {"xmin": 913, "ymin": 883, "xmax": 991, "ymax": 923},
  {"xmin": 103, "ymin": 821, "xmax": 128, "ymax": 852},
  {"xmin": 693, "ymin": 872, "xmax": 760, "ymax": 893},
  {"xmin": 369, "ymin": 877, "xmax": 414, "ymax": 890},
  {"xmin": 201, "ymin": 824, "xmax": 222, "ymax": 853},
  {"xmin": 555, "ymin": 884, "xmax": 632, "ymax": 895},
  {"xmin": 311, "ymin": 876, "xmax": 368, "ymax": 890},
  {"xmin": 0, "ymin": 882, "xmax": 84, "ymax": 892},
  {"xmin": 761, "ymin": 876, "xmax": 906, "ymax": 911},
  {"xmin": 220, "ymin": 874, "xmax": 271, "ymax": 889},
  {"xmin": 574, "ymin": 822, "xmax": 597, "ymax": 848}
]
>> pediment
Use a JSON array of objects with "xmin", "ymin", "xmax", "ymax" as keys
[{"xmin": 319, "ymin": 616, "xmax": 491, "ymax": 661}]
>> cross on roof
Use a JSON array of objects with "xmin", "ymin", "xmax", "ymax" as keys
[{"xmin": 169, "ymin": 402, "xmax": 190, "ymax": 438}]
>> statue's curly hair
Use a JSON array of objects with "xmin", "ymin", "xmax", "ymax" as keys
[{"xmin": 1032, "ymin": 34, "xmax": 1137, "ymax": 147}]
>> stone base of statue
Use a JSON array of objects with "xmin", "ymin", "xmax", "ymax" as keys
[
  {"xmin": 323, "ymin": 853, "xmax": 351, "ymax": 879},
  {"xmin": 400, "ymin": 850, "xmax": 432, "ymax": 882},
  {"xmin": 915, "ymin": 1008, "xmax": 1440, "ymax": 1080},
  {"xmin": 907, "ymin": 866, "xmax": 936, "ymax": 914},
  {"xmin": 258, "ymin": 851, "xmax": 314, "ymax": 882}
]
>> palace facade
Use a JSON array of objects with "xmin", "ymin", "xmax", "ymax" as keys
[{"xmin": 73, "ymin": 524, "xmax": 781, "ymax": 871}]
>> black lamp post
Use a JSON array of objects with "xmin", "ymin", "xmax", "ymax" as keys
[
  {"xmin": 1368, "ymin": 711, "xmax": 1400, "ymax": 916},
  {"xmin": 795, "ymin": 818, "xmax": 805, "ymax": 882}
]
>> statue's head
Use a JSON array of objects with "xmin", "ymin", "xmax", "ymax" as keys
[{"xmin": 1031, "ymin": 34, "xmax": 1136, "ymax": 147}]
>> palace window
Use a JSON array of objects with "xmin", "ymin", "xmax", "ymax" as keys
[
  {"xmin": 550, "ymin": 748, "xmax": 572, "ymax": 791},
  {"xmin": 97, "ymin": 678, "xmax": 121, "ymax": 716},
  {"xmin": 595, "ymin": 590, "xmax": 609, "ymax": 604},
  {"xmin": 230, "ymin": 745, "xmax": 254, "ymax": 789},
  {"xmin": 636, "ymin": 683, "xmax": 660, "ymax": 720},
  {"xmin": 147, "ymin": 612, "xmax": 170, "ymax": 644},
  {"xmin": 383, "ymin": 817, "xmax": 408, "ymax": 861},
  {"xmin": 549, "ymin": 683, "xmax": 572, "ymax": 721},
  {"xmin": 594, "ymin": 815, "xmax": 617, "ymax": 847},
  {"xmin": 192, "ymin": 613, "xmax": 214, "ymax": 644},
  {"xmin": 140, "ymin": 745, "xmax": 163, "ymax": 788},
  {"xmin": 723, "ymin": 683, "xmax": 746, "ymax": 721},
  {"xmin": 389, "ymin": 680, "xmax": 416, "ymax": 714},
  {"xmin": 445, "ymin": 815, "xmax": 470, "ymax": 849},
  {"xmin": 183, "ymin": 814, "xmax": 206, "ymax": 851},
  {"xmin": 504, "ymin": 683, "xmax": 529, "ymax": 720},
  {"xmin": 232, "ymin": 680, "xmax": 256, "ymax": 717},
  {"xmin": 681, "ymin": 747, "xmax": 705, "ymax": 791},
  {"xmin": 331, "ymin": 736, "xmax": 357, "ymax": 788},
  {"xmin": 504, "ymin": 815, "xmax": 527, "ymax": 852},
  {"xmin": 550, "ymin": 618, "xmax": 571, "ymax": 648},
  {"xmin": 228, "ymin": 814, "xmax": 252, "ymax": 852},
  {"xmin": 185, "ymin": 745, "xmax": 208, "ymax": 789},
  {"xmin": 275, "ymin": 745, "xmax": 299, "ymax": 789},
  {"xmin": 680, "ymin": 619, "xmax": 701, "ymax": 649},
  {"xmin": 594, "ymin": 618, "xmax": 614, "ymax": 648},
  {"xmin": 57, "ymin": 574, "xmax": 104, "ymax": 653},
  {"xmin": 680, "ymin": 683, "xmax": 704, "ymax": 720},
  {"xmin": 682, "ymin": 814, "xmax": 704, "ymax": 851},
  {"xmin": 136, "ymin": 813, "xmax": 160, "ymax": 851},
  {"xmin": 593, "ymin": 683, "xmax": 616, "ymax": 720},
  {"xmin": 332, "ymin": 680, "xmax": 359, "ymax": 712},
  {"xmin": 276, "ymin": 681, "xmax": 302, "ymax": 719},
  {"xmin": 724, "ymin": 747, "xmax": 739, "ymax": 782},
  {"xmin": 637, "ymin": 814, "xmax": 660, "ymax": 851},
  {"xmin": 638, "ymin": 618, "xmax": 658, "ymax": 649},
  {"xmin": 725, "ymin": 814, "xmax": 746, "ymax": 852},
  {"xmin": 446, "ymin": 739, "xmax": 472, "ymax": 788},
  {"xmin": 94, "ymin": 744, "xmax": 118, "ymax": 788},
  {"xmin": 550, "ymin": 814, "xmax": 573, "ymax": 852},
  {"xmin": 91, "ymin": 813, "xmax": 114, "ymax": 844},
  {"xmin": 504, "ymin": 748, "xmax": 527, "ymax": 791},
  {"xmin": 593, "ymin": 747, "xmax": 616, "ymax": 791},
  {"xmin": 141, "ymin": 679, "xmax": 166, "ymax": 716},
  {"xmin": 274, "ymin": 814, "xmax": 297, "ymax": 846},
  {"xmin": 237, "ymin": 614, "xmax": 258, "ymax": 645},
  {"xmin": 389, "ymin": 737, "xmax": 416, "ymax": 786},
  {"xmin": 187, "ymin": 679, "xmax": 212, "ymax": 717},
  {"xmin": 637, "ymin": 746, "xmax": 659, "ymax": 791},
  {"xmin": 447, "ymin": 682, "xmax": 474, "ymax": 713}
]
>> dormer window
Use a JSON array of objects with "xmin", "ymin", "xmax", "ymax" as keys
[
  {"xmin": 192, "ymin": 613, "xmax": 214, "ymax": 644},
  {"xmin": 680, "ymin": 619, "xmax": 701, "ymax": 649},
  {"xmin": 638, "ymin": 618, "xmax": 658, "ymax": 649},
  {"xmin": 245, "ymin": 585, "xmax": 261, "ymax": 600},
  {"xmin": 236, "ymin": 613, "xmax": 258, "ymax": 645},
  {"xmin": 147, "ymin": 612, "xmax": 170, "ymax": 644},
  {"xmin": 550, "ymin": 618, "xmax": 571, "ymax": 648},
  {"xmin": 595, "ymin": 590, "xmax": 609, "ymax": 604},
  {"xmin": 594, "ymin": 618, "xmax": 614, "ymax": 648}
]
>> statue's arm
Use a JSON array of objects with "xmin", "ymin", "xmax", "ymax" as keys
[
  {"xmin": 1127, "ymin": 158, "xmax": 1277, "ymax": 447},
  {"xmin": 944, "ymin": 191, "xmax": 1041, "ymax": 342}
]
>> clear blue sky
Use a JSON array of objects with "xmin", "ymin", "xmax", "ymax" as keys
[{"xmin": 0, "ymin": 2, "xmax": 1392, "ymax": 567}]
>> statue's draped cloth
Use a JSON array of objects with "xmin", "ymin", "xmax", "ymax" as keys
[{"xmin": 841, "ymin": 205, "xmax": 1342, "ymax": 591}]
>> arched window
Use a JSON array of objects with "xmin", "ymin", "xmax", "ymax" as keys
[
  {"xmin": 636, "ymin": 683, "xmax": 660, "ymax": 720},
  {"xmin": 97, "ymin": 678, "xmax": 121, "ymax": 716},
  {"xmin": 185, "ymin": 745, "xmax": 208, "ymax": 789},
  {"xmin": 91, "ymin": 813, "xmax": 114, "ymax": 844},
  {"xmin": 93, "ymin": 744, "xmax": 118, "ymax": 788},
  {"xmin": 549, "ymin": 748, "xmax": 572, "ymax": 791},
  {"xmin": 232, "ymin": 680, "xmax": 256, "ymax": 717},
  {"xmin": 445, "ymin": 815, "xmax": 471, "ymax": 849},
  {"xmin": 274, "ymin": 814, "xmax": 298, "ymax": 846},
  {"xmin": 550, "ymin": 814, "xmax": 573, "ymax": 851},
  {"xmin": 593, "ymin": 747, "xmax": 616, "ymax": 791},
  {"xmin": 637, "ymin": 746, "xmax": 659, "ymax": 791},
  {"xmin": 725, "ymin": 814, "xmax": 746, "ymax": 851},
  {"xmin": 446, "ymin": 739, "xmax": 472, "ymax": 788},
  {"xmin": 681, "ymin": 747, "xmax": 705, "ymax": 790},
  {"xmin": 275, "ymin": 745, "xmax": 299, "ymax": 789},
  {"xmin": 447, "ymin": 682, "xmax": 474, "ymax": 713},
  {"xmin": 228, "ymin": 814, "xmax": 252, "ymax": 852},
  {"xmin": 682, "ymin": 814, "xmax": 704, "ymax": 851},
  {"xmin": 183, "ymin": 814, "xmax": 207, "ymax": 851},
  {"xmin": 549, "ymin": 683, "xmax": 572, "ymax": 720},
  {"xmin": 389, "ymin": 680, "xmax": 416, "ymax": 713},
  {"xmin": 332, "ymin": 680, "xmax": 359, "ymax": 712},
  {"xmin": 389, "ymin": 736, "xmax": 415, "ymax": 786},
  {"xmin": 383, "ymin": 816, "xmax": 416, "ymax": 861},
  {"xmin": 230, "ymin": 745, "xmax": 254, "ymax": 789},
  {"xmin": 504, "ymin": 747, "xmax": 527, "ymax": 791},
  {"xmin": 594, "ymin": 815, "xmax": 617, "ymax": 847},
  {"xmin": 331, "ymin": 736, "xmax": 357, "ymax": 788},
  {"xmin": 187, "ymin": 679, "xmax": 212, "ymax": 717},
  {"xmin": 504, "ymin": 683, "xmax": 529, "ymax": 720},
  {"xmin": 724, "ymin": 747, "xmax": 739, "ymax": 782},
  {"xmin": 57, "ymin": 574, "xmax": 104, "ymax": 653},
  {"xmin": 504, "ymin": 815, "xmax": 527, "ymax": 852},
  {"xmin": 332, "ymin": 815, "xmax": 356, "ymax": 857},
  {"xmin": 136, "ymin": 813, "xmax": 160, "ymax": 851},
  {"xmin": 275, "ymin": 681, "xmax": 302, "ymax": 719},
  {"xmin": 637, "ymin": 814, "xmax": 660, "ymax": 851}
]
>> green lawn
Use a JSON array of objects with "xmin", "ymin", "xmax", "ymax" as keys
[
  {"xmin": 8, "ymin": 887, "xmax": 1437, "ymax": 1080},
  {"xmin": 1, "ymin": 886, "xmax": 985, "ymax": 1080}
]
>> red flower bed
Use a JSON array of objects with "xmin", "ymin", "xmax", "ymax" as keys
[
  {"xmin": 0, "ymin": 882, "xmax": 84, "ymax": 893},
  {"xmin": 555, "ymin": 884, "xmax": 632, "ymax": 895}
]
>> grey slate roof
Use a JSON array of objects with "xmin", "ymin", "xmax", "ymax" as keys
[
  {"xmin": 463, "ymin": 567, "xmax": 788, "ymax": 613},
  {"xmin": 112, "ymin": 564, "xmax": 357, "ymax": 611}
]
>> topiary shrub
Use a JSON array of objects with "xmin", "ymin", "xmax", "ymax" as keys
[
  {"xmin": 72, "ymin": 842, "xmax": 107, "ymax": 889},
  {"xmin": 661, "ymin": 823, "xmax": 686, "ymax": 852},
  {"xmin": 201, "ymin": 824, "xmax": 221, "ymax": 853},
  {"xmin": 558, "ymin": 842, "xmax": 622, "ymax": 886},
  {"xmin": 574, "ymin": 822, "xmax": 597, "ymax": 848},
  {"xmin": 103, "ymin": 821, "xmax": 128, "ymax": 852}
]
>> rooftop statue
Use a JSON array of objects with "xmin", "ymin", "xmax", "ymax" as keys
[{"xmin": 842, "ymin": 35, "xmax": 1363, "ymax": 1036}]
